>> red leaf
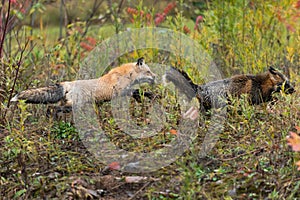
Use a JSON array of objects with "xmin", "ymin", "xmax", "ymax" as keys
[
  {"xmin": 154, "ymin": 13, "xmax": 166, "ymax": 26},
  {"xmin": 108, "ymin": 162, "xmax": 121, "ymax": 170},
  {"xmin": 183, "ymin": 25, "xmax": 191, "ymax": 34},
  {"xmin": 86, "ymin": 37, "xmax": 97, "ymax": 46},
  {"xmin": 287, "ymin": 131, "xmax": 300, "ymax": 152},
  {"xmin": 127, "ymin": 7, "xmax": 138, "ymax": 15},
  {"xmin": 295, "ymin": 0, "xmax": 300, "ymax": 9},
  {"xmin": 163, "ymin": 2, "xmax": 176, "ymax": 15},
  {"xmin": 169, "ymin": 129, "xmax": 177, "ymax": 135},
  {"xmin": 80, "ymin": 42, "xmax": 94, "ymax": 51},
  {"xmin": 194, "ymin": 15, "xmax": 204, "ymax": 30}
]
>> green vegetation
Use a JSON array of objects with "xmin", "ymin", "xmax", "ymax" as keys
[{"xmin": 1, "ymin": 0, "xmax": 300, "ymax": 199}]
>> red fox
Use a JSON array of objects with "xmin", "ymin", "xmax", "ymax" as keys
[
  {"xmin": 11, "ymin": 58, "xmax": 156, "ymax": 106},
  {"xmin": 164, "ymin": 66, "xmax": 295, "ymax": 110}
]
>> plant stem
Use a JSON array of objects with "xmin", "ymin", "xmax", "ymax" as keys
[{"xmin": 0, "ymin": 0, "xmax": 11, "ymax": 59}]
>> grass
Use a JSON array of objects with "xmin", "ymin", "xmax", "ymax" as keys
[
  {"xmin": 147, "ymin": 92, "xmax": 300, "ymax": 199},
  {"xmin": 2, "ymin": 82, "xmax": 300, "ymax": 199}
]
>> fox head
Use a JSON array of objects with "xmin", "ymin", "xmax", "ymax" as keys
[
  {"xmin": 132, "ymin": 57, "xmax": 156, "ymax": 85},
  {"xmin": 269, "ymin": 66, "xmax": 295, "ymax": 94}
]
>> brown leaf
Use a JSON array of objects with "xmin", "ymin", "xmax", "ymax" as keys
[
  {"xmin": 287, "ymin": 131, "xmax": 300, "ymax": 152},
  {"xmin": 71, "ymin": 178, "xmax": 88, "ymax": 188},
  {"xmin": 97, "ymin": 175, "xmax": 120, "ymax": 190},
  {"xmin": 74, "ymin": 185, "xmax": 99, "ymax": 199}
]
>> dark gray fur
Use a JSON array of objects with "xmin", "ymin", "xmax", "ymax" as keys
[{"xmin": 166, "ymin": 66, "xmax": 295, "ymax": 110}]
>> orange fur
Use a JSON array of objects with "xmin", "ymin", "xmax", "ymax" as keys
[{"xmin": 11, "ymin": 58, "xmax": 156, "ymax": 106}]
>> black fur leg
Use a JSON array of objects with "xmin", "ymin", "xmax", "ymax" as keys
[{"xmin": 131, "ymin": 89, "xmax": 155, "ymax": 103}]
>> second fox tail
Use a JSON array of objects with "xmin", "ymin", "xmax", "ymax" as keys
[{"xmin": 164, "ymin": 66, "xmax": 198, "ymax": 100}]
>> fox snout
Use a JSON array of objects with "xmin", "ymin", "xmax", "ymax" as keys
[
  {"xmin": 143, "ymin": 70, "xmax": 156, "ymax": 84},
  {"xmin": 146, "ymin": 73, "xmax": 156, "ymax": 84},
  {"xmin": 134, "ymin": 72, "xmax": 156, "ymax": 85},
  {"xmin": 276, "ymin": 82, "xmax": 296, "ymax": 94},
  {"xmin": 150, "ymin": 72, "xmax": 157, "ymax": 84},
  {"xmin": 285, "ymin": 86, "xmax": 295, "ymax": 94}
]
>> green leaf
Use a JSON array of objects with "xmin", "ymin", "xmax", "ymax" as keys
[
  {"xmin": 29, "ymin": 7, "xmax": 35, "ymax": 15},
  {"xmin": 14, "ymin": 189, "xmax": 26, "ymax": 198},
  {"xmin": 15, "ymin": 11, "xmax": 24, "ymax": 20}
]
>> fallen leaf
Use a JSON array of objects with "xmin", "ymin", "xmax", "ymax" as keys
[
  {"xmin": 72, "ymin": 185, "xmax": 99, "ymax": 199},
  {"xmin": 108, "ymin": 162, "xmax": 121, "ymax": 170},
  {"xmin": 287, "ymin": 131, "xmax": 300, "ymax": 152},
  {"xmin": 98, "ymin": 175, "xmax": 120, "ymax": 190},
  {"xmin": 125, "ymin": 176, "xmax": 147, "ymax": 183},
  {"xmin": 182, "ymin": 107, "xmax": 199, "ymax": 120},
  {"xmin": 71, "ymin": 178, "xmax": 88, "ymax": 188},
  {"xmin": 169, "ymin": 129, "xmax": 177, "ymax": 135}
]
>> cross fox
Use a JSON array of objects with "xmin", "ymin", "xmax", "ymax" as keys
[
  {"xmin": 164, "ymin": 66, "xmax": 295, "ymax": 110},
  {"xmin": 11, "ymin": 57, "xmax": 156, "ymax": 106}
]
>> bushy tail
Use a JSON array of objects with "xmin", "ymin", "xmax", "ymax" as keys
[
  {"xmin": 11, "ymin": 84, "xmax": 65, "ymax": 104},
  {"xmin": 164, "ymin": 66, "xmax": 198, "ymax": 100}
]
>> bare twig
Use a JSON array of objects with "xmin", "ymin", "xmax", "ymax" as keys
[
  {"xmin": 82, "ymin": 0, "xmax": 105, "ymax": 37},
  {"xmin": 117, "ymin": 0, "xmax": 125, "ymax": 14},
  {"xmin": 0, "ymin": 0, "xmax": 12, "ymax": 111},
  {"xmin": 0, "ymin": 0, "xmax": 11, "ymax": 59},
  {"xmin": 6, "ymin": 0, "xmax": 32, "ymax": 33},
  {"xmin": 6, "ymin": 38, "xmax": 35, "ymax": 110},
  {"xmin": 59, "ymin": 0, "xmax": 64, "ymax": 40}
]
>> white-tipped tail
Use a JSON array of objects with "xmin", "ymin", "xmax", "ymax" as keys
[
  {"xmin": 10, "ymin": 95, "xmax": 19, "ymax": 102},
  {"xmin": 10, "ymin": 84, "xmax": 65, "ymax": 104}
]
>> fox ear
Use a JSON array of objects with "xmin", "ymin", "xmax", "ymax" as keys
[
  {"xmin": 269, "ymin": 66, "xmax": 280, "ymax": 82},
  {"xmin": 269, "ymin": 66, "xmax": 278, "ymax": 75},
  {"xmin": 136, "ymin": 57, "xmax": 144, "ymax": 66}
]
